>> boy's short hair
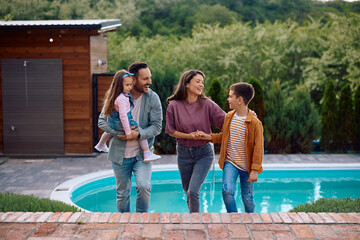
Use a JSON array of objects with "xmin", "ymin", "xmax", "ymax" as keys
[{"xmin": 230, "ymin": 82, "xmax": 255, "ymax": 105}]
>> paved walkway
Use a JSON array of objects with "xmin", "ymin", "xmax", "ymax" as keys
[
  {"xmin": 1, "ymin": 211, "xmax": 360, "ymax": 239},
  {"xmin": 1, "ymin": 153, "xmax": 360, "ymax": 239}
]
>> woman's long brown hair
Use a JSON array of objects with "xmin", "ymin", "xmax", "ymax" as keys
[{"xmin": 166, "ymin": 69, "xmax": 206, "ymax": 105}]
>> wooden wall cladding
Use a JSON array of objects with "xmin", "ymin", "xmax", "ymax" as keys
[
  {"xmin": 96, "ymin": 75, "xmax": 114, "ymax": 143},
  {"xmin": 0, "ymin": 29, "xmax": 100, "ymax": 154},
  {"xmin": 0, "ymin": 66, "xmax": 2, "ymax": 153},
  {"xmin": 90, "ymin": 36, "xmax": 108, "ymax": 74}
]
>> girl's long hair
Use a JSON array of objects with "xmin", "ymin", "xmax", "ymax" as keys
[
  {"xmin": 166, "ymin": 69, "xmax": 206, "ymax": 105},
  {"xmin": 103, "ymin": 70, "xmax": 128, "ymax": 116}
]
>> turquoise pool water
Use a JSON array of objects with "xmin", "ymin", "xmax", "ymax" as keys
[{"xmin": 71, "ymin": 169, "xmax": 360, "ymax": 213}]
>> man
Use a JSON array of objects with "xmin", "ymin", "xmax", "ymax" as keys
[{"xmin": 98, "ymin": 62, "xmax": 162, "ymax": 212}]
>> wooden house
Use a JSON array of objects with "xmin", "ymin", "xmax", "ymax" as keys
[{"xmin": 0, "ymin": 19, "xmax": 121, "ymax": 155}]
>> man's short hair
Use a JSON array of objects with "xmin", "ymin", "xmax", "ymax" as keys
[{"xmin": 128, "ymin": 62, "xmax": 148, "ymax": 79}]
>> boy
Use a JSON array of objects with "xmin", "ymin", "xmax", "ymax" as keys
[{"xmin": 197, "ymin": 82, "xmax": 263, "ymax": 213}]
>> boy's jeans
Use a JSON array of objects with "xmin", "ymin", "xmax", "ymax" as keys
[
  {"xmin": 112, "ymin": 157, "xmax": 152, "ymax": 212},
  {"xmin": 222, "ymin": 161, "xmax": 255, "ymax": 213},
  {"xmin": 177, "ymin": 143, "xmax": 213, "ymax": 212}
]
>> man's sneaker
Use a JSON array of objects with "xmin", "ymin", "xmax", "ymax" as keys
[
  {"xmin": 95, "ymin": 144, "xmax": 109, "ymax": 153},
  {"xmin": 143, "ymin": 153, "xmax": 161, "ymax": 163}
]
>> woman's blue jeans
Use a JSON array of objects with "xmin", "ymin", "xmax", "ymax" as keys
[
  {"xmin": 177, "ymin": 143, "xmax": 214, "ymax": 212},
  {"xmin": 222, "ymin": 161, "xmax": 255, "ymax": 213},
  {"xmin": 112, "ymin": 157, "xmax": 152, "ymax": 213}
]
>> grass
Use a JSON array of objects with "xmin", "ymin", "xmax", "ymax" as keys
[
  {"xmin": 290, "ymin": 196, "xmax": 360, "ymax": 213},
  {"xmin": 1, "ymin": 192, "xmax": 359, "ymax": 214},
  {"xmin": 0, "ymin": 192, "xmax": 81, "ymax": 212}
]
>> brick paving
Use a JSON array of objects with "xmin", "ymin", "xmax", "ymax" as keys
[
  {"xmin": 0, "ymin": 212, "xmax": 359, "ymax": 239},
  {"xmin": 1, "ymin": 154, "xmax": 360, "ymax": 239}
]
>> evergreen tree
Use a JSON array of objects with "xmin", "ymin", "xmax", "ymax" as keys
[
  {"xmin": 337, "ymin": 83, "xmax": 353, "ymax": 152},
  {"xmin": 264, "ymin": 80, "xmax": 291, "ymax": 153},
  {"xmin": 248, "ymin": 77, "xmax": 265, "ymax": 124},
  {"xmin": 288, "ymin": 85, "xmax": 321, "ymax": 153},
  {"xmin": 321, "ymin": 80, "xmax": 337, "ymax": 152},
  {"xmin": 354, "ymin": 85, "xmax": 360, "ymax": 151},
  {"xmin": 208, "ymin": 78, "xmax": 225, "ymax": 110},
  {"xmin": 151, "ymin": 68, "xmax": 178, "ymax": 154},
  {"xmin": 207, "ymin": 78, "xmax": 226, "ymax": 153}
]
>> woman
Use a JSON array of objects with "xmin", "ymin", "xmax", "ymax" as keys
[{"xmin": 165, "ymin": 70, "xmax": 226, "ymax": 212}]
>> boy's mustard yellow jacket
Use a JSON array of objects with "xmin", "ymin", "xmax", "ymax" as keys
[{"xmin": 211, "ymin": 109, "xmax": 264, "ymax": 174}]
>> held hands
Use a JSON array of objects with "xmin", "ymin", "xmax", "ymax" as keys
[
  {"xmin": 191, "ymin": 130, "xmax": 212, "ymax": 140},
  {"xmin": 248, "ymin": 170, "xmax": 258, "ymax": 183}
]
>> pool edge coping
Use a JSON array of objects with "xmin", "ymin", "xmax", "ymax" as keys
[{"xmin": 50, "ymin": 163, "xmax": 360, "ymax": 211}]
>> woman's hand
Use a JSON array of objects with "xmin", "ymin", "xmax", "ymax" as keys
[
  {"xmin": 188, "ymin": 132, "xmax": 198, "ymax": 139},
  {"xmin": 170, "ymin": 130, "xmax": 211, "ymax": 140},
  {"xmin": 249, "ymin": 109, "xmax": 257, "ymax": 117},
  {"xmin": 194, "ymin": 130, "xmax": 212, "ymax": 140}
]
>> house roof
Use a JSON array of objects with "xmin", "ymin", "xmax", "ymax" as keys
[{"xmin": 0, "ymin": 19, "xmax": 121, "ymax": 31}]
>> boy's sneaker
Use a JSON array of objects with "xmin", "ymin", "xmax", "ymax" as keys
[
  {"xmin": 95, "ymin": 144, "xmax": 109, "ymax": 153},
  {"xmin": 143, "ymin": 153, "xmax": 161, "ymax": 163}
]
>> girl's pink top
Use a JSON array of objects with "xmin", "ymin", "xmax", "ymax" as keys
[{"xmin": 114, "ymin": 94, "xmax": 132, "ymax": 135}]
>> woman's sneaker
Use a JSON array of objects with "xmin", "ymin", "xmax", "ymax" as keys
[
  {"xmin": 143, "ymin": 153, "xmax": 161, "ymax": 163},
  {"xmin": 95, "ymin": 144, "xmax": 109, "ymax": 153}
]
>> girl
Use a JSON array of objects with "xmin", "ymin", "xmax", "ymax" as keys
[
  {"xmin": 165, "ymin": 69, "xmax": 226, "ymax": 212},
  {"xmin": 96, "ymin": 70, "xmax": 160, "ymax": 162}
]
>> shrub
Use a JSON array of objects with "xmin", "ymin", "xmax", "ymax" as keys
[
  {"xmin": 208, "ymin": 78, "xmax": 226, "ymax": 110},
  {"xmin": 353, "ymin": 85, "xmax": 360, "ymax": 151},
  {"xmin": 207, "ymin": 78, "xmax": 226, "ymax": 153},
  {"xmin": 0, "ymin": 192, "xmax": 81, "ymax": 212},
  {"xmin": 264, "ymin": 80, "xmax": 291, "ymax": 153},
  {"xmin": 290, "ymin": 196, "xmax": 360, "ymax": 213},
  {"xmin": 337, "ymin": 83, "xmax": 353, "ymax": 151},
  {"xmin": 321, "ymin": 80, "xmax": 337, "ymax": 152},
  {"xmin": 151, "ymin": 68, "xmax": 178, "ymax": 154},
  {"xmin": 248, "ymin": 77, "xmax": 265, "ymax": 124},
  {"xmin": 288, "ymin": 85, "xmax": 321, "ymax": 153}
]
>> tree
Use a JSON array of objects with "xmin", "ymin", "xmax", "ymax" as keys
[
  {"xmin": 151, "ymin": 68, "xmax": 178, "ymax": 154},
  {"xmin": 337, "ymin": 83, "xmax": 353, "ymax": 152},
  {"xmin": 0, "ymin": 0, "xmax": 49, "ymax": 20},
  {"xmin": 207, "ymin": 78, "xmax": 225, "ymax": 110},
  {"xmin": 354, "ymin": 85, "xmax": 360, "ymax": 151},
  {"xmin": 288, "ymin": 85, "xmax": 321, "ymax": 153},
  {"xmin": 187, "ymin": 4, "xmax": 239, "ymax": 28},
  {"xmin": 247, "ymin": 77, "xmax": 265, "ymax": 124},
  {"xmin": 303, "ymin": 14, "xmax": 360, "ymax": 105},
  {"xmin": 264, "ymin": 80, "xmax": 291, "ymax": 153},
  {"xmin": 321, "ymin": 80, "xmax": 337, "ymax": 152},
  {"xmin": 207, "ymin": 78, "xmax": 226, "ymax": 153}
]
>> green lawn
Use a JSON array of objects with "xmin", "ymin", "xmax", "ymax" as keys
[{"xmin": 0, "ymin": 192, "xmax": 81, "ymax": 212}]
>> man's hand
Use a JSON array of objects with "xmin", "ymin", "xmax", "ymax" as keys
[
  {"xmin": 248, "ymin": 170, "xmax": 258, "ymax": 183},
  {"xmin": 117, "ymin": 130, "xmax": 139, "ymax": 140}
]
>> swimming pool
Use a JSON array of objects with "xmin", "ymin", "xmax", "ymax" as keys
[{"xmin": 66, "ymin": 165, "xmax": 360, "ymax": 213}]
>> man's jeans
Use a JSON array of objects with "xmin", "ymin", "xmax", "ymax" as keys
[
  {"xmin": 112, "ymin": 157, "xmax": 152, "ymax": 212},
  {"xmin": 222, "ymin": 161, "xmax": 255, "ymax": 213},
  {"xmin": 177, "ymin": 143, "xmax": 213, "ymax": 212}
]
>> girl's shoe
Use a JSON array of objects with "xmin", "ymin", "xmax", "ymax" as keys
[
  {"xmin": 95, "ymin": 144, "xmax": 109, "ymax": 153},
  {"xmin": 144, "ymin": 153, "xmax": 161, "ymax": 163}
]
